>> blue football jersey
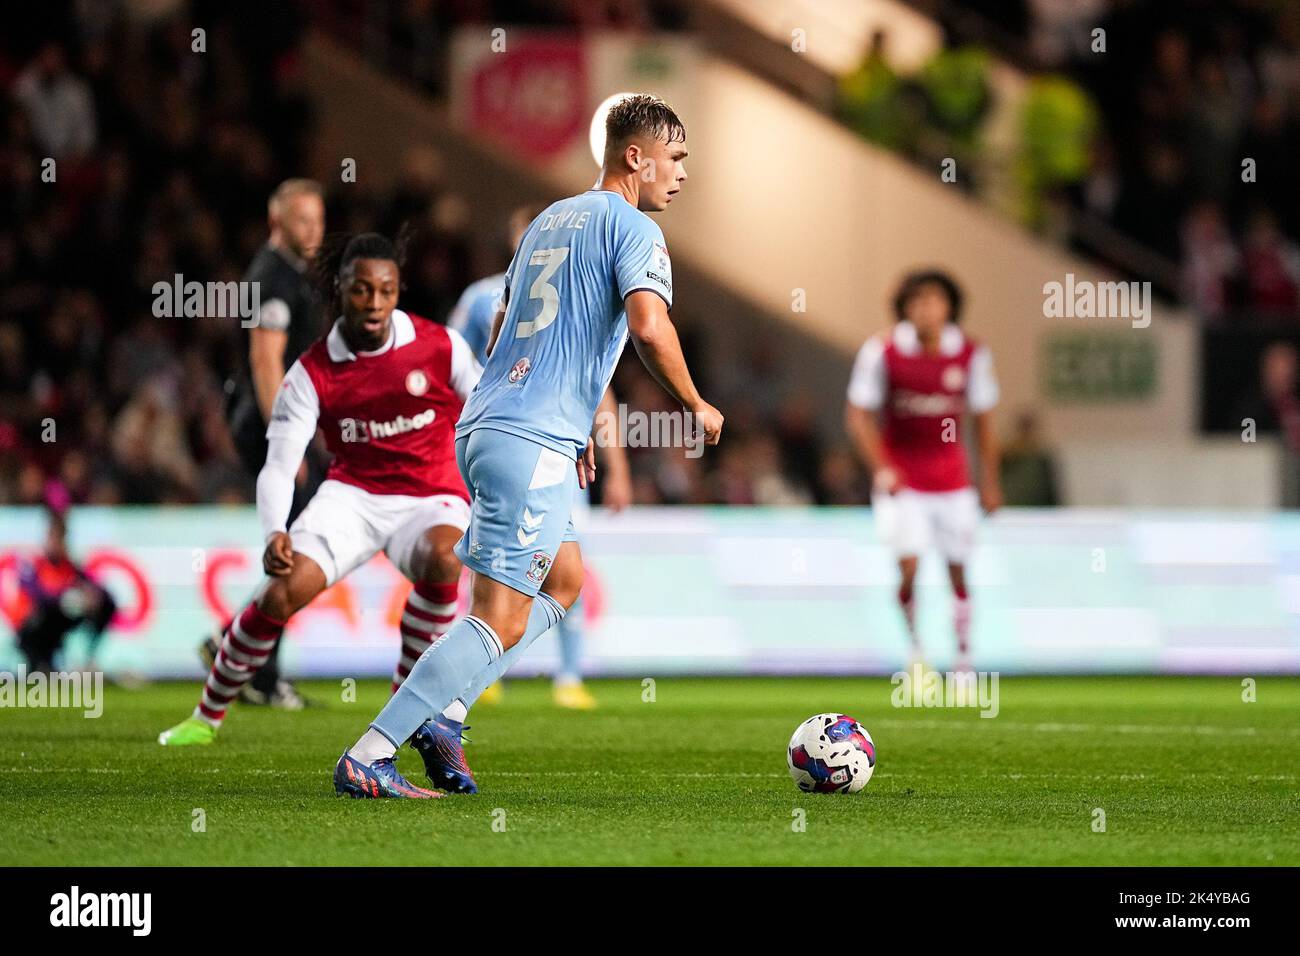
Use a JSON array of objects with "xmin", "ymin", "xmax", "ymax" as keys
[{"xmin": 456, "ymin": 190, "xmax": 672, "ymax": 459}]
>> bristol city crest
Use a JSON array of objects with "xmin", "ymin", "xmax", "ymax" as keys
[
  {"xmin": 509, "ymin": 356, "xmax": 531, "ymax": 383},
  {"xmin": 405, "ymin": 369, "xmax": 429, "ymax": 396},
  {"xmin": 941, "ymin": 364, "xmax": 966, "ymax": 391}
]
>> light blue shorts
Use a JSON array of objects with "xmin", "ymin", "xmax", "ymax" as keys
[{"xmin": 454, "ymin": 428, "xmax": 579, "ymax": 596}]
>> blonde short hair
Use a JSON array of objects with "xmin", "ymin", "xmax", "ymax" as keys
[{"xmin": 268, "ymin": 178, "xmax": 323, "ymax": 216}]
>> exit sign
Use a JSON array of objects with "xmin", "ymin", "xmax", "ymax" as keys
[{"xmin": 1042, "ymin": 331, "xmax": 1156, "ymax": 402}]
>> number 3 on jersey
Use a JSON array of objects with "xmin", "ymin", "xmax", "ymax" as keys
[{"xmin": 515, "ymin": 247, "xmax": 569, "ymax": 339}]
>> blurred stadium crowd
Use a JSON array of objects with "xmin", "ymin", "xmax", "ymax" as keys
[
  {"xmin": 0, "ymin": 0, "xmax": 895, "ymax": 511},
  {"xmin": 2, "ymin": 3, "xmax": 317, "ymax": 508},
  {"xmin": 844, "ymin": 0, "xmax": 1300, "ymax": 321},
  {"xmin": 1037, "ymin": 0, "xmax": 1300, "ymax": 322},
  {"xmin": 4, "ymin": 0, "xmax": 1293, "ymax": 510}
]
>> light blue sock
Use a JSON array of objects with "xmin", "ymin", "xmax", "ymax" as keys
[
  {"xmin": 555, "ymin": 593, "xmax": 584, "ymax": 682},
  {"xmin": 455, "ymin": 592, "xmax": 566, "ymax": 712},
  {"xmin": 370, "ymin": 615, "xmax": 503, "ymax": 747}
]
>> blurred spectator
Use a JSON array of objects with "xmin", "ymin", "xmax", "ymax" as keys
[
  {"xmin": 1256, "ymin": 343, "xmax": 1300, "ymax": 506},
  {"xmin": 1186, "ymin": 56, "xmax": 1244, "ymax": 204},
  {"xmin": 1259, "ymin": 7, "xmax": 1300, "ymax": 109},
  {"xmin": 1018, "ymin": 74, "xmax": 1098, "ymax": 228},
  {"xmin": 12, "ymin": 42, "xmax": 96, "ymax": 159},
  {"xmin": 1026, "ymin": 0, "xmax": 1108, "ymax": 68},
  {"xmin": 1241, "ymin": 209, "xmax": 1300, "ymax": 320},
  {"xmin": 110, "ymin": 377, "xmax": 198, "ymax": 502},
  {"xmin": 1114, "ymin": 141, "xmax": 1186, "ymax": 262},
  {"xmin": 1077, "ymin": 135, "xmax": 1120, "ymax": 221},
  {"xmin": 816, "ymin": 447, "xmax": 871, "ymax": 506},
  {"xmin": 1181, "ymin": 202, "xmax": 1239, "ymax": 321},
  {"xmin": 749, "ymin": 434, "xmax": 813, "ymax": 507},
  {"xmin": 999, "ymin": 411, "xmax": 1060, "ymax": 507},
  {"xmin": 773, "ymin": 393, "xmax": 822, "ymax": 498},
  {"xmin": 838, "ymin": 31, "xmax": 914, "ymax": 154},
  {"xmin": 1238, "ymin": 95, "xmax": 1299, "ymax": 239}
]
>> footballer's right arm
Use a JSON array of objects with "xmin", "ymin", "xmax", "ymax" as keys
[
  {"xmin": 257, "ymin": 361, "xmax": 319, "ymax": 575},
  {"xmin": 845, "ymin": 336, "xmax": 899, "ymax": 494},
  {"xmin": 845, "ymin": 403, "xmax": 897, "ymax": 493},
  {"xmin": 625, "ymin": 290, "xmax": 723, "ymax": 445}
]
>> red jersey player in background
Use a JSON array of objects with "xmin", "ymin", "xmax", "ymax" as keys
[
  {"xmin": 845, "ymin": 269, "xmax": 1001, "ymax": 672},
  {"xmin": 158, "ymin": 233, "xmax": 479, "ymax": 783}
]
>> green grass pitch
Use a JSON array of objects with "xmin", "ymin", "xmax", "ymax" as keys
[{"xmin": 2, "ymin": 676, "xmax": 1297, "ymax": 866}]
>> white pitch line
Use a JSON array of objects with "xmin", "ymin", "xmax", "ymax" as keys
[
  {"xmin": 869, "ymin": 718, "xmax": 1292, "ymax": 737},
  {"xmin": 2, "ymin": 767, "xmax": 1294, "ymax": 783}
]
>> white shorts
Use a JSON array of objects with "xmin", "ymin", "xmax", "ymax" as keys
[
  {"xmin": 288, "ymin": 479, "xmax": 471, "ymax": 586},
  {"xmin": 874, "ymin": 486, "xmax": 980, "ymax": 564}
]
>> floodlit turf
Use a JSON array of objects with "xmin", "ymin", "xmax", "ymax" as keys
[{"xmin": 1, "ymin": 676, "xmax": 1297, "ymax": 866}]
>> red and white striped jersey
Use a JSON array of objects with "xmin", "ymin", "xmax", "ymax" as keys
[
  {"xmin": 847, "ymin": 321, "xmax": 998, "ymax": 493},
  {"xmin": 269, "ymin": 309, "xmax": 480, "ymax": 500}
]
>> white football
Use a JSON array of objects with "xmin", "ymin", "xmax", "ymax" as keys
[{"xmin": 787, "ymin": 713, "xmax": 876, "ymax": 793}]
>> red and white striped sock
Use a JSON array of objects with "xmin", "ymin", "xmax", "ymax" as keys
[
  {"xmin": 392, "ymin": 581, "xmax": 459, "ymax": 694},
  {"xmin": 953, "ymin": 592, "xmax": 971, "ymax": 656},
  {"xmin": 898, "ymin": 584, "xmax": 918, "ymax": 649},
  {"xmin": 195, "ymin": 603, "xmax": 285, "ymax": 726}
]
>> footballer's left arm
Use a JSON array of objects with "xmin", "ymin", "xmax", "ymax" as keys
[
  {"xmin": 973, "ymin": 410, "xmax": 1002, "ymax": 514},
  {"xmin": 968, "ymin": 346, "xmax": 1002, "ymax": 514}
]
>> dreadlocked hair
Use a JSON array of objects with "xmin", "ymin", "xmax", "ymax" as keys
[{"xmin": 313, "ymin": 224, "xmax": 415, "ymax": 311}]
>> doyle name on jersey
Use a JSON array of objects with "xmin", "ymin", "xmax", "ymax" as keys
[
  {"xmin": 848, "ymin": 321, "xmax": 999, "ymax": 492},
  {"xmin": 271, "ymin": 310, "xmax": 481, "ymax": 499}
]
